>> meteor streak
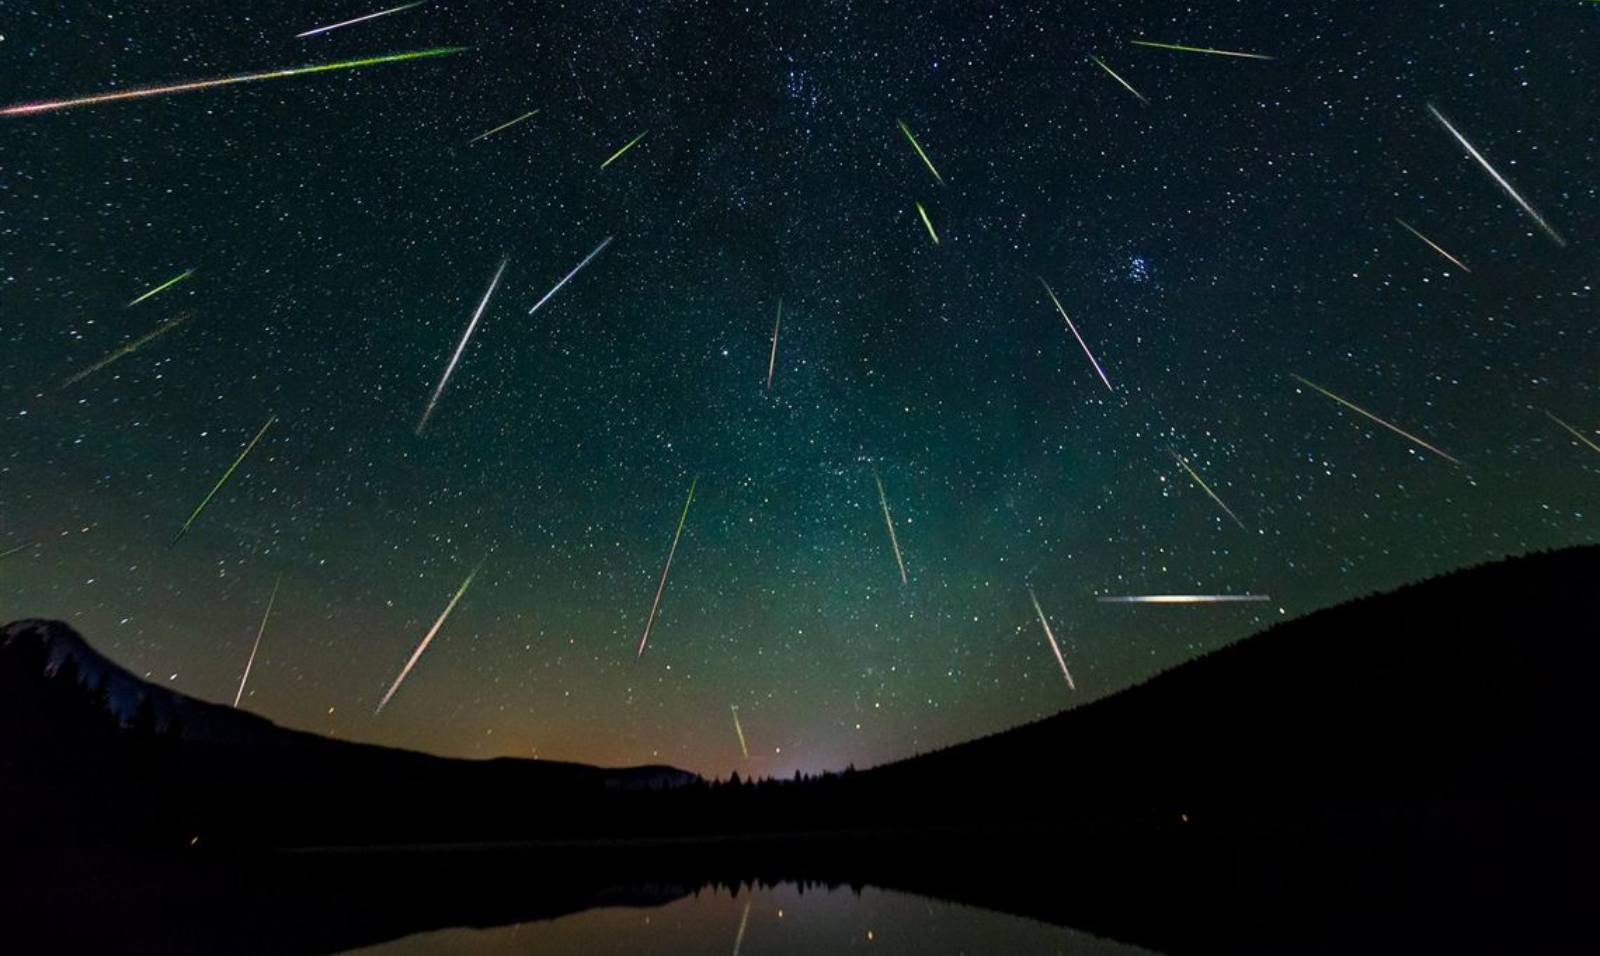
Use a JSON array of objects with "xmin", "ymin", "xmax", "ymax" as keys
[
  {"xmin": 1, "ymin": 47, "xmax": 466, "ymax": 117},
  {"xmin": 60, "ymin": 311, "xmax": 194, "ymax": 390},
  {"xmin": 468, "ymin": 108, "xmax": 539, "ymax": 143},
  {"xmin": 527, "ymin": 237, "xmax": 612, "ymax": 317},
  {"xmin": 417, "ymin": 256, "xmax": 509, "ymax": 435},
  {"xmin": 766, "ymin": 299, "xmax": 782, "ymax": 390},
  {"xmin": 1169, "ymin": 448, "xmax": 1248, "ymax": 531},
  {"xmin": 1545, "ymin": 411, "xmax": 1600, "ymax": 455},
  {"xmin": 874, "ymin": 471, "xmax": 908, "ymax": 585},
  {"xmin": 896, "ymin": 119, "xmax": 945, "ymax": 186},
  {"xmin": 233, "ymin": 574, "xmax": 281, "ymax": 708},
  {"xmin": 1291, "ymin": 373, "xmax": 1463, "ymax": 466},
  {"xmin": 600, "ymin": 130, "xmax": 649, "ymax": 170},
  {"xmin": 915, "ymin": 201, "xmax": 939, "ymax": 245},
  {"xmin": 173, "ymin": 415, "xmax": 277, "ymax": 545},
  {"xmin": 1129, "ymin": 39, "xmax": 1273, "ymax": 60},
  {"xmin": 1027, "ymin": 588, "xmax": 1076, "ymax": 690},
  {"xmin": 297, "ymin": 1, "xmax": 427, "ymax": 39},
  {"xmin": 0, "ymin": 542, "xmax": 36, "ymax": 561},
  {"xmin": 127, "ymin": 268, "xmax": 194, "ymax": 307},
  {"xmin": 376, "ymin": 564, "xmax": 479, "ymax": 714},
  {"xmin": 1039, "ymin": 278, "xmax": 1113, "ymax": 393},
  {"xmin": 1089, "ymin": 54, "xmax": 1148, "ymax": 104},
  {"xmin": 732, "ymin": 899, "xmax": 751, "ymax": 956},
  {"xmin": 731, "ymin": 705, "xmax": 749, "ymax": 759},
  {"xmin": 637, "ymin": 478, "xmax": 697, "ymax": 659},
  {"xmin": 1098, "ymin": 594, "xmax": 1270, "ymax": 604},
  {"xmin": 1426, "ymin": 103, "xmax": 1566, "ymax": 248},
  {"xmin": 1394, "ymin": 218, "xmax": 1471, "ymax": 273}
]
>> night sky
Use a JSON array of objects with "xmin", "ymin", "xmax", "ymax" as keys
[{"xmin": 1, "ymin": 1, "xmax": 1596, "ymax": 777}]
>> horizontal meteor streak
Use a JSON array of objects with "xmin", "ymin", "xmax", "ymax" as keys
[
  {"xmin": 468, "ymin": 108, "xmax": 539, "ymax": 143},
  {"xmin": 174, "ymin": 414, "xmax": 277, "ymax": 545},
  {"xmin": 376, "ymin": 564, "xmax": 479, "ymax": 714},
  {"xmin": 1098, "ymin": 594, "xmax": 1270, "ymax": 604},
  {"xmin": 0, "ymin": 542, "xmax": 36, "ymax": 561},
  {"xmin": 897, "ymin": 119, "xmax": 945, "ymax": 186},
  {"xmin": 874, "ymin": 470, "xmax": 908, "ymax": 585},
  {"xmin": 1039, "ymin": 278, "xmax": 1113, "ymax": 393},
  {"xmin": 600, "ymin": 130, "xmax": 649, "ymax": 170},
  {"xmin": 915, "ymin": 201, "xmax": 939, "ymax": 245},
  {"xmin": 297, "ymin": 1, "xmax": 427, "ymax": 39},
  {"xmin": 1089, "ymin": 54, "xmax": 1148, "ymax": 104},
  {"xmin": 1169, "ymin": 448, "xmax": 1247, "ymax": 531},
  {"xmin": 731, "ymin": 705, "xmax": 749, "ymax": 759},
  {"xmin": 60, "ymin": 311, "xmax": 194, "ymax": 390},
  {"xmin": 766, "ymin": 299, "xmax": 782, "ymax": 390},
  {"xmin": 1130, "ymin": 39, "xmax": 1273, "ymax": 60},
  {"xmin": 527, "ymin": 237, "xmax": 612, "ymax": 317},
  {"xmin": 234, "ymin": 574, "xmax": 281, "ymax": 708},
  {"xmin": 1394, "ymin": 218, "xmax": 1471, "ymax": 273},
  {"xmin": 1, "ymin": 47, "xmax": 466, "ymax": 117},
  {"xmin": 1028, "ymin": 588, "xmax": 1076, "ymax": 690},
  {"xmin": 127, "ymin": 268, "xmax": 194, "ymax": 307},
  {"xmin": 637, "ymin": 478, "xmax": 697, "ymax": 659},
  {"xmin": 1426, "ymin": 103, "xmax": 1566, "ymax": 248},
  {"xmin": 1291, "ymin": 373, "xmax": 1463, "ymax": 466},
  {"xmin": 418, "ymin": 256, "xmax": 509, "ymax": 435},
  {"xmin": 1545, "ymin": 411, "xmax": 1600, "ymax": 455}
]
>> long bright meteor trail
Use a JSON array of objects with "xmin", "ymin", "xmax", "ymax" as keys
[
  {"xmin": 600, "ymin": 130, "xmax": 649, "ymax": 170},
  {"xmin": 296, "ymin": 1, "xmax": 427, "ymax": 39},
  {"xmin": 637, "ymin": 478, "xmax": 697, "ymax": 659},
  {"xmin": 896, "ymin": 119, "xmax": 945, "ymax": 186},
  {"xmin": 731, "ymin": 705, "xmax": 749, "ymax": 759},
  {"xmin": 1089, "ymin": 54, "xmax": 1148, "ymax": 104},
  {"xmin": 1130, "ymin": 39, "xmax": 1274, "ymax": 60},
  {"xmin": 1, "ymin": 47, "xmax": 466, "ymax": 117},
  {"xmin": 1546, "ymin": 411, "xmax": 1600, "ymax": 455},
  {"xmin": 527, "ymin": 237, "xmax": 613, "ymax": 317},
  {"xmin": 1027, "ymin": 588, "xmax": 1076, "ymax": 691},
  {"xmin": 1291, "ymin": 373, "xmax": 1463, "ymax": 466},
  {"xmin": 1394, "ymin": 218, "xmax": 1471, "ymax": 273},
  {"xmin": 1098, "ymin": 594, "xmax": 1270, "ymax": 604},
  {"xmin": 60, "ymin": 311, "xmax": 194, "ymax": 390},
  {"xmin": 376, "ymin": 564, "xmax": 479, "ymax": 714},
  {"xmin": 173, "ymin": 415, "xmax": 277, "ymax": 545},
  {"xmin": 127, "ymin": 268, "xmax": 194, "ymax": 307},
  {"xmin": 1039, "ymin": 278, "xmax": 1113, "ymax": 393},
  {"xmin": 1426, "ymin": 103, "xmax": 1567, "ymax": 248},
  {"xmin": 469, "ymin": 108, "xmax": 539, "ymax": 144},
  {"xmin": 915, "ymin": 201, "xmax": 940, "ymax": 245},
  {"xmin": 1169, "ymin": 448, "xmax": 1247, "ymax": 531},
  {"xmin": 766, "ymin": 299, "xmax": 782, "ymax": 390},
  {"xmin": 874, "ymin": 471, "xmax": 908, "ymax": 585},
  {"xmin": 732, "ymin": 899, "xmax": 751, "ymax": 956},
  {"xmin": 233, "ymin": 574, "xmax": 281, "ymax": 708},
  {"xmin": 417, "ymin": 256, "xmax": 509, "ymax": 435}
]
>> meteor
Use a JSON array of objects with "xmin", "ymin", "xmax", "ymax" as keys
[
  {"xmin": 1129, "ymin": 39, "xmax": 1273, "ymax": 60},
  {"xmin": 732, "ymin": 899, "xmax": 751, "ymax": 956},
  {"xmin": 1, "ymin": 47, "xmax": 466, "ymax": 117},
  {"xmin": 297, "ymin": 1, "xmax": 427, "ymax": 39},
  {"xmin": 1039, "ymin": 278, "xmax": 1113, "ymax": 393},
  {"xmin": 637, "ymin": 478, "xmax": 697, "ymax": 659},
  {"xmin": 376, "ymin": 564, "xmax": 480, "ymax": 714},
  {"xmin": 600, "ymin": 130, "xmax": 649, "ymax": 170},
  {"xmin": 127, "ymin": 268, "xmax": 194, "ymax": 307},
  {"xmin": 731, "ymin": 705, "xmax": 750, "ymax": 759},
  {"xmin": 173, "ymin": 415, "xmax": 277, "ymax": 545},
  {"xmin": 1291, "ymin": 373, "xmax": 1463, "ymax": 466},
  {"xmin": 233, "ymin": 574, "xmax": 281, "ymax": 708},
  {"xmin": 417, "ymin": 256, "xmax": 509, "ymax": 435},
  {"xmin": 915, "ymin": 201, "xmax": 940, "ymax": 245},
  {"xmin": 1426, "ymin": 103, "xmax": 1566, "ymax": 248},
  {"xmin": 1098, "ymin": 594, "xmax": 1270, "ymax": 604},
  {"xmin": 0, "ymin": 542, "xmax": 36, "ymax": 561},
  {"xmin": 1545, "ymin": 411, "xmax": 1600, "ymax": 455},
  {"xmin": 873, "ymin": 470, "xmax": 908, "ymax": 585},
  {"xmin": 468, "ymin": 108, "xmax": 539, "ymax": 144},
  {"xmin": 527, "ymin": 237, "xmax": 613, "ymax": 317},
  {"xmin": 1394, "ymin": 218, "xmax": 1471, "ymax": 273},
  {"xmin": 1169, "ymin": 448, "xmax": 1248, "ymax": 531},
  {"xmin": 1027, "ymin": 588, "xmax": 1076, "ymax": 691},
  {"xmin": 1088, "ymin": 54, "xmax": 1148, "ymax": 105},
  {"xmin": 896, "ymin": 119, "xmax": 945, "ymax": 186},
  {"xmin": 766, "ymin": 299, "xmax": 782, "ymax": 390},
  {"xmin": 60, "ymin": 311, "xmax": 194, "ymax": 390}
]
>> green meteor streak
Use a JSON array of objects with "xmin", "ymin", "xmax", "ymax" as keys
[
  {"xmin": 600, "ymin": 130, "xmax": 650, "ymax": 170},
  {"xmin": 60, "ymin": 311, "xmax": 194, "ymax": 390},
  {"xmin": 127, "ymin": 268, "xmax": 194, "ymax": 307},
  {"xmin": 1, "ymin": 47, "xmax": 467, "ymax": 117},
  {"xmin": 915, "ymin": 201, "xmax": 940, "ymax": 245},
  {"xmin": 896, "ymin": 119, "xmax": 945, "ymax": 186},
  {"xmin": 173, "ymin": 415, "xmax": 277, "ymax": 545},
  {"xmin": 1129, "ymin": 39, "xmax": 1274, "ymax": 60},
  {"xmin": 468, "ymin": 108, "xmax": 540, "ymax": 144}
]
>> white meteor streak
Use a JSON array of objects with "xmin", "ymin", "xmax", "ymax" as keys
[
  {"xmin": 1089, "ymin": 54, "xmax": 1148, "ymax": 105},
  {"xmin": 731, "ymin": 705, "xmax": 749, "ymax": 759},
  {"xmin": 1426, "ymin": 103, "xmax": 1566, "ymax": 248},
  {"xmin": 233, "ymin": 574, "xmax": 282, "ymax": 708},
  {"xmin": 297, "ymin": 1, "xmax": 427, "ymax": 39},
  {"xmin": 417, "ymin": 256, "xmax": 508, "ymax": 435},
  {"xmin": 766, "ymin": 299, "xmax": 782, "ymax": 390},
  {"xmin": 732, "ymin": 900, "xmax": 752, "ymax": 956},
  {"xmin": 1394, "ymin": 218, "xmax": 1471, "ymax": 273},
  {"xmin": 1097, "ymin": 594, "xmax": 1270, "ymax": 604},
  {"xmin": 1546, "ymin": 411, "xmax": 1600, "ymax": 455},
  {"xmin": 637, "ymin": 478, "xmax": 697, "ymax": 659},
  {"xmin": 1291, "ymin": 373, "xmax": 1463, "ymax": 466},
  {"xmin": 1169, "ymin": 448, "xmax": 1248, "ymax": 531},
  {"xmin": 1027, "ymin": 588, "xmax": 1076, "ymax": 690},
  {"xmin": 528, "ymin": 237, "xmax": 613, "ymax": 317},
  {"xmin": 376, "ymin": 564, "xmax": 479, "ymax": 714},
  {"xmin": 1039, "ymin": 278, "xmax": 1113, "ymax": 393},
  {"xmin": 874, "ymin": 470, "xmax": 908, "ymax": 585}
]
